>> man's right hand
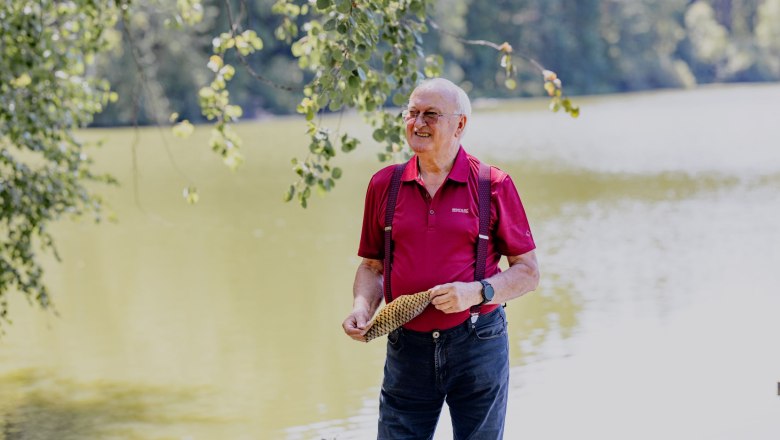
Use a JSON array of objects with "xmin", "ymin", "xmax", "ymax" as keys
[{"xmin": 342, "ymin": 308, "xmax": 372, "ymax": 342}]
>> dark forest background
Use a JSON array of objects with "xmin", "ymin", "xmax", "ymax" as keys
[{"xmin": 91, "ymin": 0, "xmax": 780, "ymax": 126}]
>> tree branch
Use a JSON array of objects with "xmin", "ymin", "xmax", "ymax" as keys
[
  {"xmin": 223, "ymin": 0, "xmax": 300, "ymax": 92},
  {"xmin": 427, "ymin": 18, "xmax": 545, "ymax": 73},
  {"xmin": 120, "ymin": 10, "xmax": 195, "ymax": 209}
]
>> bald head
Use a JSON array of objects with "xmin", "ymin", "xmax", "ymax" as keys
[{"xmin": 410, "ymin": 78, "xmax": 472, "ymax": 118}]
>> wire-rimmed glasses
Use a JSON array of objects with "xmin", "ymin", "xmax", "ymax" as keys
[{"xmin": 401, "ymin": 109, "xmax": 463, "ymax": 125}]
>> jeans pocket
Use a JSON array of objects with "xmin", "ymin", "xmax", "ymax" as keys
[
  {"xmin": 474, "ymin": 313, "xmax": 507, "ymax": 341},
  {"xmin": 387, "ymin": 328, "xmax": 401, "ymax": 345}
]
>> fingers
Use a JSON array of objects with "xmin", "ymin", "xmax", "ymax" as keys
[
  {"xmin": 342, "ymin": 312, "xmax": 369, "ymax": 342},
  {"xmin": 429, "ymin": 282, "xmax": 476, "ymax": 314},
  {"xmin": 342, "ymin": 316, "xmax": 366, "ymax": 333},
  {"xmin": 431, "ymin": 291, "xmax": 461, "ymax": 314},
  {"xmin": 428, "ymin": 284, "xmax": 452, "ymax": 301},
  {"xmin": 345, "ymin": 328, "xmax": 367, "ymax": 342}
]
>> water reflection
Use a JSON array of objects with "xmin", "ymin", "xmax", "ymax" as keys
[{"xmin": 0, "ymin": 370, "xmax": 224, "ymax": 439}]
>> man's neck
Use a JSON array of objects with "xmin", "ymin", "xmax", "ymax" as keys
[{"xmin": 417, "ymin": 144, "xmax": 460, "ymax": 177}]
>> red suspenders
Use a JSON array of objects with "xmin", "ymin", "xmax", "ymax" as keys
[{"xmin": 382, "ymin": 160, "xmax": 492, "ymax": 316}]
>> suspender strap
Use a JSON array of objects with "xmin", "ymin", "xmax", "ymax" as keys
[
  {"xmin": 470, "ymin": 162, "xmax": 492, "ymax": 315},
  {"xmin": 383, "ymin": 163, "xmax": 405, "ymax": 304}
]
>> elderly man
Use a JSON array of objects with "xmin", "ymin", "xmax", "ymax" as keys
[{"xmin": 342, "ymin": 78, "xmax": 539, "ymax": 439}]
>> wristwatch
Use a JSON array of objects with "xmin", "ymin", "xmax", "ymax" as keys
[{"xmin": 478, "ymin": 280, "xmax": 494, "ymax": 305}]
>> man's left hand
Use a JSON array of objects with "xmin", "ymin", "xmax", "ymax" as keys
[{"xmin": 429, "ymin": 281, "xmax": 482, "ymax": 314}]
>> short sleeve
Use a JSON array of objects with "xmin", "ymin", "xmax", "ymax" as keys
[
  {"xmin": 492, "ymin": 174, "xmax": 536, "ymax": 256},
  {"xmin": 357, "ymin": 174, "xmax": 385, "ymax": 260}
]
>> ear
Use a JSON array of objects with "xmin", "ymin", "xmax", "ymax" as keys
[{"xmin": 455, "ymin": 115, "xmax": 467, "ymax": 137}]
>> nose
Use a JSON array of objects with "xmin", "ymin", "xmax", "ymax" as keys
[{"xmin": 411, "ymin": 113, "xmax": 428, "ymax": 128}]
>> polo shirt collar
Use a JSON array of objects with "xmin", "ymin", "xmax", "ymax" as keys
[{"xmin": 401, "ymin": 146, "xmax": 469, "ymax": 183}]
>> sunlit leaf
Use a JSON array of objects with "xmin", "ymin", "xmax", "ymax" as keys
[
  {"xmin": 207, "ymin": 55, "xmax": 223, "ymax": 72},
  {"xmin": 542, "ymin": 69, "xmax": 557, "ymax": 82},
  {"xmin": 172, "ymin": 120, "xmax": 195, "ymax": 138},
  {"xmin": 544, "ymin": 82, "xmax": 556, "ymax": 96},
  {"xmin": 11, "ymin": 73, "xmax": 32, "ymax": 88},
  {"xmin": 182, "ymin": 186, "xmax": 200, "ymax": 204}
]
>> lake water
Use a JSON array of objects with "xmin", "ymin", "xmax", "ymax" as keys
[{"xmin": 1, "ymin": 84, "xmax": 778, "ymax": 439}]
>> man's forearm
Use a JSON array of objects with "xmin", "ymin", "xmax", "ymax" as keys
[
  {"xmin": 486, "ymin": 251, "xmax": 540, "ymax": 305},
  {"xmin": 352, "ymin": 259, "xmax": 385, "ymax": 315}
]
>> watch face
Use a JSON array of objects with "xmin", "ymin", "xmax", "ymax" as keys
[
  {"xmin": 481, "ymin": 281, "xmax": 495, "ymax": 302},
  {"xmin": 485, "ymin": 284, "xmax": 495, "ymax": 301}
]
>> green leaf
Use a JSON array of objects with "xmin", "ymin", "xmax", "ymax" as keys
[
  {"xmin": 206, "ymin": 55, "xmax": 224, "ymax": 73},
  {"xmin": 172, "ymin": 120, "xmax": 195, "ymax": 138},
  {"xmin": 544, "ymin": 82, "xmax": 556, "ymax": 96},
  {"xmin": 316, "ymin": 0, "xmax": 331, "ymax": 10},
  {"xmin": 348, "ymin": 75, "xmax": 360, "ymax": 90},
  {"xmin": 336, "ymin": 0, "xmax": 351, "ymax": 14},
  {"xmin": 392, "ymin": 93, "xmax": 407, "ymax": 106},
  {"xmin": 283, "ymin": 185, "xmax": 295, "ymax": 202},
  {"xmin": 410, "ymin": 0, "xmax": 424, "ymax": 15},
  {"xmin": 356, "ymin": 45, "xmax": 370, "ymax": 62},
  {"xmin": 183, "ymin": 186, "xmax": 200, "ymax": 204},
  {"xmin": 332, "ymin": 167, "xmax": 343, "ymax": 179},
  {"xmin": 11, "ymin": 73, "xmax": 33, "ymax": 88},
  {"xmin": 225, "ymin": 105, "xmax": 243, "ymax": 120}
]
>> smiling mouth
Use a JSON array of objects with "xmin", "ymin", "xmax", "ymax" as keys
[{"xmin": 415, "ymin": 131, "xmax": 431, "ymax": 138}]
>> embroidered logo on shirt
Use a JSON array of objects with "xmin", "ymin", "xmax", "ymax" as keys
[{"xmin": 451, "ymin": 208, "xmax": 469, "ymax": 214}]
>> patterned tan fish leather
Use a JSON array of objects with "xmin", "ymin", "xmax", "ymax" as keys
[{"xmin": 364, "ymin": 290, "xmax": 431, "ymax": 342}]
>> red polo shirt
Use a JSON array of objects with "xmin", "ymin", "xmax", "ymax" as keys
[{"xmin": 358, "ymin": 146, "xmax": 536, "ymax": 332}]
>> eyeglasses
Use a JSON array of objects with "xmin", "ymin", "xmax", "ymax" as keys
[{"xmin": 401, "ymin": 109, "xmax": 463, "ymax": 124}]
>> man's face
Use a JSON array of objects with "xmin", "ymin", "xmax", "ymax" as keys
[{"xmin": 404, "ymin": 87, "xmax": 464, "ymax": 155}]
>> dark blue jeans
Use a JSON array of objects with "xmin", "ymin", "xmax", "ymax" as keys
[{"xmin": 378, "ymin": 307, "xmax": 509, "ymax": 440}]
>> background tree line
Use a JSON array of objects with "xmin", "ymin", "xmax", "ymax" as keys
[{"xmin": 92, "ymin": 0, "xmax": 780, "ymax": 127}]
